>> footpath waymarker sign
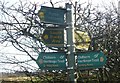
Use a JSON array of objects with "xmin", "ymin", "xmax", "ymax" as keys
[
  {"xmin": 77, "ymin": 51, "xmax": 107, "ymax": 70},
  {"xmin": 42, "ymin": 28, "xmax": 64, "ymax": 47},
  {"xmin": 38, "ymin": 6, "xmax": 66, "ymax": 24},
  {"xmin": 74, "ymin": 30, "xmax": 91, "ymax": 50},
  {"xmin": 36, "ymin": 52, "xmax": 66, "ymax": 70}
]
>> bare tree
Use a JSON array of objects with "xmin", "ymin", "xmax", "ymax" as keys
[
  {"xmin": 74, "ymin": 1, "xmax": 119, "ymax": 82},
  {"xmin": 0, "ymin": 0, "xmax": 67, "ymax": 82},
  {"xmin": 0, "ymin": 0, "xmax": 120, "ymax": 82},
  {"xmin": 0, "ymin": 0, "xmax": 47, "ymax": 82}
]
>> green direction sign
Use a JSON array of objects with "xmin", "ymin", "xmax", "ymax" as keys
[
  {"xmin": 77, "ymin": 51, "xmax": 107, "ymax": 70},
  {"xmin": 36, "ymin": 52, "xmax": 66, "ymax": 70},
  {"xmin": 38, "ymin": 6, "xmax": 66, "ymax": 24},
  {"xmin": 42, "ymin": 28, "xmax": 64, "ymax": 47}
]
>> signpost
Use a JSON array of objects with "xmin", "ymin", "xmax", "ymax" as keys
[
  {"xmin": 77, "ymin": 51, "xmax": 107, "ymax": 70},
  {"xmin": 38, "ymin": 6, "xmax": 66, "ymax": 24},
  {"xmin": 37, "ymin": 4, "xmax": 107, "ymax": 83},
  {"xmin": 36, "ymin": 52, "xmax": 66, "ymax": 70},
  {"xmin": 66, "ymin": 3, "xmax": 75, "ymax": 82},
  {"xmin": 42, "ymin": 28, "xmax": 64, "ymax": 47}
]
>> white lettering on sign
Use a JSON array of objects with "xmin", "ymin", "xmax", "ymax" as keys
[
  {"xmin": 46, "ymin": 64, "xmax": 59, "ymax": 67},
  {"xmin": 58, "ymin": 60, "xmax": 65, "ymax": 63},
  {"xmin": 92, "ymin": 58, "xmax": 99, "ymax": 62},
  {"xmin": 78, "ymin": 58, "xmax": 100, "ymax": 63},
  {"xmin": 43, "ymin": 56, "xmax": 56, "ymax": 59},
  {"xmin": 60, "ymin": 55, "xmax": 65, "ymax": 59},
  {"xmin": 78, "ymin": 56, "xmax": 90, "ymax": 59},
  {"xmin": 78, "ymin": 59, "xmax": 91, "ymax": 63},
  {"xmin": 44, "ymin": 60, "xmax": 57, "ymax": 64},
  {"xmin": 43, "ymin": 60, "xmax": 65, "ymax": 64},
  {"xmin": 78, "ymin": 64, "xmax": 93, "ymax": 67},
  {"xmin": 94, "ymin": 53, "xmax": 99, "ymax": 58}
]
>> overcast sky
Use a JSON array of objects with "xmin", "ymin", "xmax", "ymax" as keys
[{"xmin": 1, "ymin": 0, "xmax": 119, "ymax": 7}]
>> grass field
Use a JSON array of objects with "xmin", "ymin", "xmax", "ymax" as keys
[{"xmin": 0, "ymin": 76, "xmax": 41, "ymax": 83}]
